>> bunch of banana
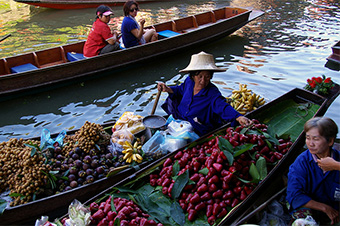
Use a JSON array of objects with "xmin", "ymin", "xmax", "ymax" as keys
[
  {"xmin": 226, "ymin": 84, "xmax": 266, "ymax": 115},
  {"xmin": 122, "ymin": 138, "xmax": 143, "ymax": 164}
]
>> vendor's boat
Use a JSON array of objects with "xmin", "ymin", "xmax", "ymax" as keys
[
  {"xmin": 65, "ymin": 84, "xmax": 340, "ymax": 226},
  {"xmin": 0, "ymin": 122, "xmax": 153, "ymax": 225},
  {"xmin": 13, "ymin": 0, "xmax": 164, "ymax": 9},
  {"xmin": 327, "ymin": 41, "xmax": 340, "ymax": 64},
  {"xmin": 0, "ymin": 7, "xmax": 264, "ymax": 100}
]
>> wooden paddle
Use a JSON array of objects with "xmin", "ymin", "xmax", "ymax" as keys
[
  {"xmin": 0, "ymin": 34, "xmax": 11, "ymax": 43},
  {"xmin": 151, "ymin": 89, "xmax": 162, "ymax": 115}
]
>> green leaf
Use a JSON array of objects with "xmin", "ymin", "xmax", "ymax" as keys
[
  {"xmin": 63, "ymin": 169, "xmax": 70, "ymax": 178},
  {"xmin": 233, "ymin": 144, "xmax": 256, "ymax": 158},
  {"xmin": 218, "ymin": 136, "xmax": 234, "ymax": 153},
  {"xmin": 115, "ymin": 186, "xmax": 139, "ymax": 194},
  {"xmin": 9, "ymin": 193, "xmax": 24, "ymax": 197},
  {"xmin": 171, "ymin": 201, "xmax": 185, "ymax": 226},
  {"xmin": 171, "ymin": 170, "xmax": 189, "ymax": 200},
  {"xmin": 110, "ymin": 196, "xmax": 117, "ymax": 213},
  {"xmin": 256, "ymin": 157, "xmax": 267, "ymax": 180},
  {"xmin": 0, "ymin": 199, "xmax": 7, "ymax": 215},
  {"xmin": 198, "ymin": 167, "xmax": 209, "ymax": 176},
  {"xmin": 223, "ymin": 150, "xmax": 234, "ymax": 166},
  {"xmin": 172, "ymin": 161, "xmax": 180, "ymax": 177},
  {"xmin": 249, "ymin": 163, "xmax": 260, "ymax": 183}
]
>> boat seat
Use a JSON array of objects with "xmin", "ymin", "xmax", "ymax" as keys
[
  {"xmin": 67, "ymin": 52, "xmax": 85, "ymax": 62},
  {"xmin": 10, "ymin": 63, "xmax": 38, "ymax": 73},
  {"xmin": 158, "ymin": 30, "xmax": 181, "ymax": 40}
]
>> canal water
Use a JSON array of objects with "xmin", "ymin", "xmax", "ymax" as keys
[{"xmin": 0, "ymin": 0, "xmax": 339, "ymax": 141}]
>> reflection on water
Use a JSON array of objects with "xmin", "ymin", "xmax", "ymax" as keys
[{"xmin": 0, "ymin": 0, "xmax": 339, "ymax": 141}]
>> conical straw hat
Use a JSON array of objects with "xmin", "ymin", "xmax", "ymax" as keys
[{"xmin": 179, "ymin": 51, "xmax": 226, "ymax": 73}]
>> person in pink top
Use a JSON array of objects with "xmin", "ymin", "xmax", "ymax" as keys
[{"xmin": 83, "ymin": 5, "xmax": 120, "ymax": 58}]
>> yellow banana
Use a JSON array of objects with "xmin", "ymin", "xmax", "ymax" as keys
[
  {"xmin": 135, "ymin": 153, "xmax": 143, "ymax": 160},
  {"xmin": 123, "ymin": 152, "xmax": 132, "ymax": 160}
]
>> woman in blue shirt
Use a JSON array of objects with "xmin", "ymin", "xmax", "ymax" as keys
[
  {"xmin": 286, "ymin": 117, "xmax": 340, "ymax": 225},
  {"xmin": 157, "ymin": 51, "xmax": 252, "ymax": 136},
  {"xmin": 121, "ymin": 1, "xmax": 158, "ymax": 48}
]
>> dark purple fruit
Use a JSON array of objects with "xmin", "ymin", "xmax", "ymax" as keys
[
  {"xmin": 83, "ymin": 163, "xmax": 90, "ymax": 170},
  {"xmin": 64, "ymin": 186, "xmax": 72, "ymax": 191},
  {"xmin": 86, "ymin": 175, "xmax": 95, "ymax": 183},
  {"xmin": 96, "ymin": 166, "xmax": 104, "ymax": 174},
  {"xmin": 69, "ymin": 151, "xmax": 74, "ymax": 157},
  {"xmin": 56, "ymin": 154, "xmax": 64, "ymax": 160},
  {"xmin": 105, "ymin": 159, "xmax": 113, "ymax": 166},
  {"xmin": 74, "ymin": 147, "xmax": 82, "ymax": 155},
  {"xmin": 97, "ymin": 174, "xmax": 105, "ymax": 179},
  {"xmin": 91, "ymin": 159, "xmax": 99, "ymax": 168},
  {"xmin": 70, "ymin": 181, "xmax": 78, "ymax": 188},
  {"xmin": 55, "ymin": 160, "xmax": 61, "ymax": 167},
  {"xmin": 77, "ymin": 178, "xmax": 84, "ymax": 185},
  {"xmin": 83, "ymin": 155, "xmax": 92, "ymax": 164},
  {"xmin": 78, "ymin": 170, "xmax": 86, "ymax": 178},
  {"xmin": 74, "ymin": 159, "xmax": 82, "ymax": 168},
  {"xmin": 105, "ymin": 153, "xmax": 113, "ymax": 159},
  {"xmin": 69, "ymin": 167, "xmax": 78, "ymax": 175},
  {"xmin": 72, "ymin": 153, "xmax": 80, "ymax": 160},
  {"xmin": 68, "ymin": 174, "xmax": 76, "ymax": 182},
  {"xmin": 55, "ymin": 147, "xmax": 62, "ymax": 155},
  {"xmin": 86, "ymin": 168, "xmax": 94, "ymax": 176}
]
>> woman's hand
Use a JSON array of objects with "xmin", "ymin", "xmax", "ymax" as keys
[
  {"xmin": 236, "ymin": 116, "xmax": 252, "ymax": 127},
  {"xmin": 323, "ymin": 204, "xmax": 339, "ymax": 225},
  {"xmin": 139, "ymin": 18, "xmax": 145, "ymax": 27},
  {"xmin": 157, "ymin": 82, "xmax": 173, "ymax": 94},
  {"xmin": 317, "ymin": 157, "xmax": 340, "ymax": 171}
]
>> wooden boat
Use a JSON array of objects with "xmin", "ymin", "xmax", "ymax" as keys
[
  {"xmin": 0, "ymin": 7, "xmax": 264, "ymax": 100},
  {"xmin": 327, "ymin": 41, "xmax": 340, "ymax": 64},
  {"xmin": 13, "ymin": 0, "xmax": 164, "ymax": 9},
  {"xmin": 71, "ymin": 84, "xmax": 340, "ymax": 225},
  {"xmin": 0, "ymin": 123, "xmax": 152, "ymax": 225}
]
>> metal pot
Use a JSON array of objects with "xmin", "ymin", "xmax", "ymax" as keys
[{"xmin": 143, "ymin": 89, "xmax": 167, "ymax": 134}]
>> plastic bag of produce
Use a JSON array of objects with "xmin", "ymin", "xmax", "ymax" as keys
[
  {"xmin": 40, "ymin": 128, "xmax": 66, "ymax": 150},
  {"xmin": 142, "ymin": 130, "xmax": 166, "ymax": 155},
  {"xmin": 292, "ymin": 216, "xmax": 318, "ymax": 226},
  {"xmin": 160, "ymin": 134, "xmax": 187, "ymax": 153},
  {"xmin": 166, "ymin": 116, "xmax": 199, "ymax": 143},
  {"xmin": 113, "ymin": 111, "xmax": 145, "ymax": 134},
  {"xmin": 35, "ymin": 216, "xmax": 57, "ymax": 226},
  {"xmin": 111, "ymin": 129, "xmax": 134, "ymax": 146},
  {"xmin": 64, "ymin": 199, "xmax": 91, "ymax": 226}
]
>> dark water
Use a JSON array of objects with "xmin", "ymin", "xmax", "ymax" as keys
[{"xmin": 0, "ymin": 0, "xmax": 339, "ymax": 141}]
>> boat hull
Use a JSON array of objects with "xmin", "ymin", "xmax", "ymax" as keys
[
  {"xmin": 14, "ymin": 0, "xmax": 162, "ymax": 9},
  {"xmin": 327, "ymin": 41, "xmax": 340, "ymax": 64}
]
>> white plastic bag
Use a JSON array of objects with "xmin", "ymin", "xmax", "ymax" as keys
[{"xmin": 292, "ymin": 216, "xmax": 318, "ymax": 226}]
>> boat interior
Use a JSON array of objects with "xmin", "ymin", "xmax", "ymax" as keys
[{"xmin": 0, "ymin": 7, "xmax": 249, "ymax": 76}]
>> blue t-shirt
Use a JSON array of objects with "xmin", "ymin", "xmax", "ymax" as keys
[
  {"xmin": 121, "ymin": 16, "xmax": 139, "ymax": 48},
  {"xmin": 286, "ymin": 148, "xmax": 340, "ymax": 211},
  {"xmin": 163, "ymin": 76, "xmax": 242, "ymax": 136}
]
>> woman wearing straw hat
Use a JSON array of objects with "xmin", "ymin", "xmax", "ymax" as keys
[{"xmin": 157, "ymin": 51, "xmax": 252, "ymax": 136}]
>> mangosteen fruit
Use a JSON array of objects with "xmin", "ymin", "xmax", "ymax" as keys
[
  {"xmin": 83, "ymin": 155, "xmax": 92, "ymax": 164},
  {"xmin": 86, "ymin": 168, "xmax": 94, "ymax": 176},
  {"xmin": 96, "ymin": 166, "xmax": 104, "ymax": 174},
  {"xmin": 68, "ymin": 174, "xmax": 76, "ymax": 182},
  {"xmin": 78, "ymin": 170, "xmax": 86, "ymax": 178},
  {"xmin": 82, "ymin": 163, "xmax": 90, "ymax": 170},
  {"xmin": 70, "ymin": 181, "xmax": 78, "ymax": 188},
  {"xmin": 86, "ymin": 175, "xmax": 95, "ymax": 183}
]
